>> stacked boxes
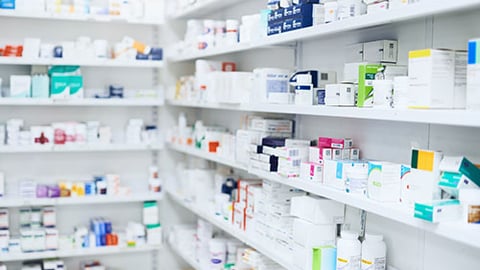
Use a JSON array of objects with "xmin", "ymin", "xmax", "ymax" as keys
[
  {"xmin": 290, "ymin": 195, "xmax": 344, "ymax": 270},
  {"xmin": 268, "ymin": 3, "xmax": 325, "ymax": 36},
  {"xmin": 401, "ymin": 149, "xmax": 443, "ymax": 207}
]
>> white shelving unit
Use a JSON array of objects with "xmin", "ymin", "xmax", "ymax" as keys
[
  {"xmin": 0, "ymin": 10, "xmax": 163, "ymax": 25},
  {"xmin": 167, "ymin": 191, "xmax": 294, "ymax": 269},
  {"xmin": 0, "ymin": 245, "xmax": 162, "ymax": 262},
  {"xmin": 167, "ymin": 100, "xmax": 480, "ymax": 128},
  {"xmin": 0, "ymin": 193, "xmax": 163, "ymax": 207},
  {"xmin": 0, "ymin": 143, "xmax": 163, "ymax": 153},
  {"xmin": 168, "ymin": 144, "xmax": 480, "ymax": 249},
  {"xmin": 171, "ymin": 0, "xmax": 244, "ymax": 19},
  {"xmin": 168, "ymin": 0, "xmax": 480, "ymax": 62},
  {"xmin": 0, "ymin": 98, "xmax": 164, "ymax": 107},
  {"xmin": 0, "ymin": 8, "xmax": 165, "ymax": 269},
  {"xmin": 0, "ymin": 57, "xmax": 163, "ymax": 68}
]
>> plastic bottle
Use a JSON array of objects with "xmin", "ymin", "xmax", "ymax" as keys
[
  {"xmin": 361, "ymin": 233, "xmax": 387, "ymax": 270},
  {"xmin": 336, "ymin": 231, "xmax": 361, "ymax": 270},
  {"xmin": 209, "ymin": 238, "xmax": 227, "ymax": 269}
]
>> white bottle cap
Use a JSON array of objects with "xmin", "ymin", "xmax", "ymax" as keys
[
  {"xmin": 341, "ymin": 230, "xmax": 359, "ymax": 240},
  {"xmin": 365, "ymin": 233, "xmax": 384, "ymax": 241}
]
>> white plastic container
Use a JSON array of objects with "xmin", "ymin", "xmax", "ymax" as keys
[
  {"xmin": 336, "ymin": 231, "xmax": 361, "ymax": 270},
  {"xmin": 361, "ymin": 233, "xmax": 387, "ymax": 270},
  {"xmin": 225, "ymin": 19, "xmax": 239, "ymax": 46},
  {"xmin": 209, "ymin": 238, "xmax": 227, "ymax": 269}
]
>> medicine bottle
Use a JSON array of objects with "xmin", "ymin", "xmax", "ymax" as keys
[
  {"xmin": 337, "ymin": 231, "xmax": 361, "ymax": 270},
  {"xmin": 361, "ymin": 233, "xmax": 387, "ymax": 270}
]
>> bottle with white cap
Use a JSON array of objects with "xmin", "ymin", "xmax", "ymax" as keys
[
  {"xmin": 294, "ymin": 74, "xmax": 314, "ymax": 106},
  {"xmin": 336, "ymin": 230, "xmax": 361, "ymax": 270},
  {"xmin": 361, "ymin": 233, "xmax": 387, "ymax": 270}
]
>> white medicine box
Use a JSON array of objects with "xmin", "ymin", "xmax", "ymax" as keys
[
  {"xmin": 363, "ymin": 40, "xmax": 398, "ymax": 63},
  {"xmin": 408, "ymin": 49, "xmax": 455, "ymax": 108},
  {"xmin": 345, "ymin": 43, "xmax": 364, "ymax": 62}
]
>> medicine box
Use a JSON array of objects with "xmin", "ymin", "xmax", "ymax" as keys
[
  {"xmin": 324, "ymin": 159, "xmax": 354, "ymax": 190},
  {"xmin": 9, "ymin": 75, "xmax": 32, "ymax": 98},
  {"xmin": 50, "ymin": 75, "xmax": 83, "ymax": 99},
  {"xmin": 357, "ymin": 64, "xmax": 382, "ymax": 107},
  {"xmin": 301, "ymin": 162, "xmax": 323, "ymax": 182},
  {"xmin": 363, "ymin": 40, "xmax": 398, "ymax": 63},
  {"xmin": 290, "ymin": 195, "xmax": 344, "ymax": 224},
  {"xmin": 439, "ymin": 172, "xmax": 479, "ymax": 198},
  {"xmin": 414, "ymin": 200, "xmax": 462, "ymax": 223},
  {"xmin": 467, "ymin": 38, "xmax": 480, "ymax": 110},
  {"xmin": 312, "ymin": 246, "xmax": 337, "ymax": 270},
  {"xmin": 249, "ymin": 118, "xmax": 293, "ymax": 133},
  {"xmin": 293, "ymin": 218, "xmax": 336, "ymax": 247},
  {"xmin": 454, "ymin": 51, "xmax": 467, "ymax": 109},
  {"xmin": 345, "ymin": 43, "xmax": 364, "ymax": 63},
  {"xmin": 408, "ymin": 49, "xmax": 455, "ymax": 108},
  {"xmin": 439, "ymin": 156, "xmax": 480, "ymax": 187},
  {"xmin": 367, "ymin": 1, "xmax": 389, "ymax": 14},
  {"xmin": 0, "ymin": 0, "xmax": 14, "ymax": 9},
  {"xmin": 411, "ymin": 148, "xmax": 443, "ymax": 174},
  {"xmin": 0, "ymin": 172, "xmax": 3, "ymax": 197},
  {"xmin": 400, "ymin": 165, "xmax": 442, "ymax": 207},
  {"xmin": 367, "ymin": 162, "xmax": 402, "ymax": 202},
  {"xmin": 0, "ymin": 209, "xmax": 8, "ymax": 230}
]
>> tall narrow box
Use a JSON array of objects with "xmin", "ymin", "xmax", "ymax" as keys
[
  {"xmin": 408, "ymin": 49, "xmax": 455, "ymax": 108},
  {"xmin": 357, "ymin": 64, "xmax": 382, "ymax": 107}
]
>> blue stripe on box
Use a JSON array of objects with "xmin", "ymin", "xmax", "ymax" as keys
[{"xmin": 468, "ymin": 40, "xmax": 477, "ymax": 65}]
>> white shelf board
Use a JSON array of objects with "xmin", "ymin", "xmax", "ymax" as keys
[
  {"xmin": 168, "ymin": 191, "xmax": 294, "ymax": 269},
  {"xmin": 0, "ymin": 98, "xmax": 164, "ymax": 107},
  {"xmin": 170, "ymin": 243, "xmax": 201, "ymax": 270},
  {"xmin": 169, "ymin": 0, "xmax": 480, "ymax": 62},
  {"xmin": 0, "ymin": 10, "xmax": 162, "ymax": 25},
  {"xmin": 0, "ymin": 245, "xmax": 162, "ymax": 262},
  {"xmin": 167, "ymin": 143, "xmax": 248, "ymax": 171},
  {"xmin": 0, "ymin": 143, "xmax": 164, "ymax": 153},
  {"xmin": 171, "ymin": 0, "xmax": 243, "ymax": 19},
  {"xmin": 167, "ymin": 100, "xmax": 480, "ymax": 128},
  {"xmin": 169, "ymin": 143, "xmax": 480, "ymax": 248},
  {"xmin": 0, "ymin": 57, "xmax": 163, "ymax": 68},
  {"xmin": 0, "ymin": 193, "xmax": 163, "ymax": 207},
  {"xmin": 169, "ymin": 43, "xmax": 255, "ymax": 62}
]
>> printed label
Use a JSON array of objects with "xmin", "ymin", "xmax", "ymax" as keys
[
  {"xmin": 362, "ymin": 257, "xmax": 386, "ymax": 270},
  {"xmin": 468, "ymin": 205, "xmax": 480, "ymax": 224},
  {"xmin": 338, "ymin": 255, "xmax": 361, "ymax": 270}
]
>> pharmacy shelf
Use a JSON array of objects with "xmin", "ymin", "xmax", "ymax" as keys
[
  {"xmin": 169, "ymin": 144, "xmax": 480, "ymax": 249},
  {"xmin": 167, "ymin": 143, "xmax": 248, "ymax": 171},
  {"xmin": 169, "ymin": 43, "xmax": 256, "ymax": 62},
  {"xmin": 167, "ymin": 190, "xmax": 294, "ymax": 269},
  {"xmin": 0, "ymin": 245, "xmax": 162, "ymax": 262},
  {"xmin": 170, "ymin": 243, "xmax": 200, "ymax": 270},
  {"xmin": 0, "ymin": 98, "xmax": 164, "ymax": 107},
  {"xmin": 0, "ymin": 193, "xmax": 163, "ymax": 207},
  {"xmin": 169, "ymin": 0, "xmax": 480, "ymax": 62},
  {"xmin": 0, "ymin": 143, "xmax": 164, "ymax": 153},
  {"xmin": 0, "ymin": 57, "xmax": 163, "ymax": 68},
  {"xmin": 0, "ymin": 10, "xmax": 162, "ymax": 25},
  {"xmin": 167, "ymin": 99, "xmax": 480, "ymax": 128},
  {"xmin": 171, "ymin": 0, "xmax": 244, "ymax": 19}
]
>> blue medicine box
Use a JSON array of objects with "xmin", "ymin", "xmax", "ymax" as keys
[
  {"xmin": 268, "ymin": 9, "xmax": 284, "ymax": 23},
  {"xmin": 0, "ymin": 0, "xmax": 15, "ymax": 9},
  {"xmin": 267, "ymin": 22, "xmax": 283, "ymax": 36}
]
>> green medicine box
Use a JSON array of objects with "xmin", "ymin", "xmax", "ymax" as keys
[{"xmin": 357, "ymin": 64, "xmax": 383, "ymax": 107}]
